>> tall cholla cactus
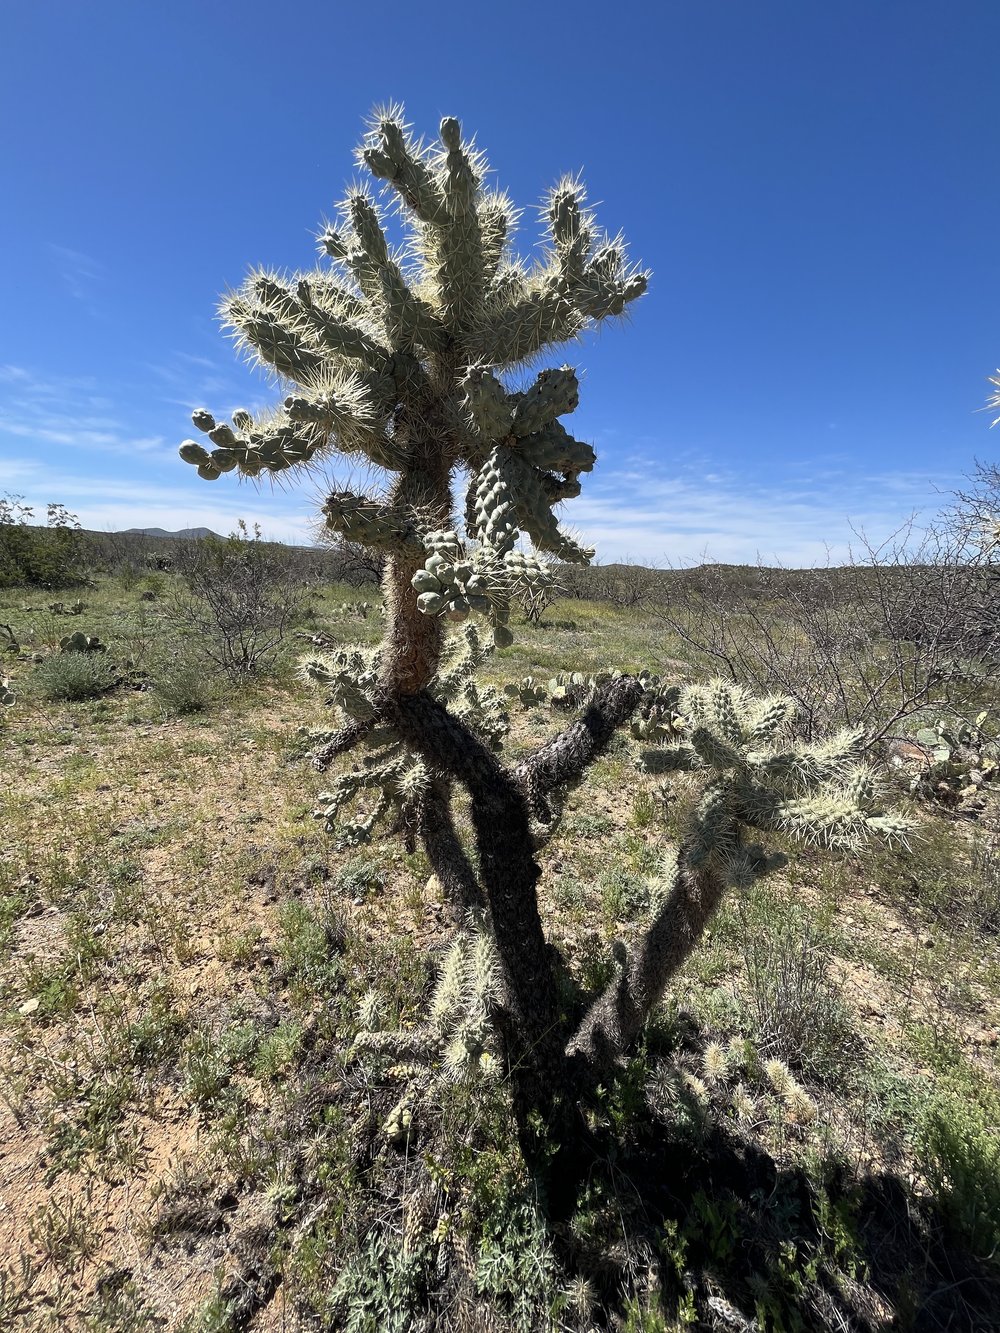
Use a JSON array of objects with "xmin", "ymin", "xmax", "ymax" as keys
[{"xmin": 177, "ymin": 110, "xmax": 910, "ymax": 1183}]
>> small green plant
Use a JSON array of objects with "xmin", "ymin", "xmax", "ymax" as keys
[
  {"xmin": 150, "ymin": 646, "xmax": 216, "ymax": 715},
  {"xmin": 918, "ymin": 1068, "xmax": 1000, "ymax": 1260},
  {"xmin": 32, "ymin": 651, "xmax": 114, "ymax": 702},
  {"xmin": 28, "ymin": 1189, "xmax": 98, "ymax": 1274},
  {"xmin": 277, "ymin": 899, "xmax": 344, "ymax": 994}
]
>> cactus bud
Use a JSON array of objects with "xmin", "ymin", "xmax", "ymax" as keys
[
  {"xmin": 411, "ymin": 569, "xmax": 442, "ymax": 594},
  {"xmin": 179, "ymin": 440, "xmax": 210, "ymax": 466}
]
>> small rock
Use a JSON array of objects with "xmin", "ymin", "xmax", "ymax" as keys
[
  {"xmin": 18, "ymin": 998, "xmax": 40, "ymax": 1015},
  {"xmin": 352, "ymin": 896, "xmax": 363, "ymax": 907}
]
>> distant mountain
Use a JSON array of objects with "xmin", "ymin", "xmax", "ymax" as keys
[{"xmin": 121, "ymin": 526, "xmax": 223, "ymax": 540}]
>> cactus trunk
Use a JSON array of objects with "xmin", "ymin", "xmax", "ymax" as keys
[{"xmin": 379, "ymin": 452, "xmax": 451, "ymax": 695}]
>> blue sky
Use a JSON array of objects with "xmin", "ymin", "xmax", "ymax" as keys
[{"xmin": 2, "ymin": 1, "xmax": 998, "ymax": 564}]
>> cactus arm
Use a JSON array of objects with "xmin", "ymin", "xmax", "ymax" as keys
[
  {"xmin": 385, "ymin": 687, "xmax": 564, "ymax": 1093},
  {"xmin": 478, "ymin": 191, "xmax": 516, "ymax": 283},
  {"xmin": 360, "ymin": 108, "xmax": 449, "ymax": 223},
  {"xmin": 321, "ymin": 491, "xmax": 422, "ymax": 554},
  {"xmin": 309, "ymin": 717, "xmax": 378, "ymax": 773},
  {"xmin": 428, "ymin": 117, "xmax": 485, "ymax": 330},
  {"xmin": 515, "ymin": 675, "xmax": 645, "ymax": 823},
  {"xmin": 567, "ymin": 846, "xmax": 725, "ymax": 1069}
]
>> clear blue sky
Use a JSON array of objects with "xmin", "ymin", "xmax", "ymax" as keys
[{"xmin": 2, "ymin": 1, "xmax": 998, "ymax": 564}]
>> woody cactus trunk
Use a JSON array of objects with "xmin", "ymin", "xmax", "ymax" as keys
[{"xmin": 179, "ymin": 110, "xmax": 910, "ymax": 1187}]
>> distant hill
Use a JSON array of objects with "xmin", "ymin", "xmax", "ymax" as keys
[{"xmin": 121, "ymin": 526, "xmax": 223, "ymax": 540}]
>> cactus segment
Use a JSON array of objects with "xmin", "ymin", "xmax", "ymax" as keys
[
  {"xmin": 430, "ymin": 116, "xmax": 484, "ymax": 329},
  {"xmin": 378, "ymin": 264, "xmax": 448, "ymax": 354},
  {"xmin": 179, "ymin": 440, "xmax": 211, "ymax": 466},
  {"xmin": 361, "ymin": 111, "xmax": 449, "ymax": 224},
  {"xmin": 462, "ymin": 365, "xmax": 514, "ymax": 443},
  {"xmin": 478, "ymin": 192, "xmax": 515, "ymax": 282},
  {"xmin": 510, "ymin": 367, "xmax": 580, "ymax": 437},
  {"xmin": 514, "ymin": 421, "xmax": 595, "ymax": 474},
  {"xmin": 468, "ymin": 448, "xmax": 519, "ymax": 553},
  {"xmin": 322, "ymin": 492, "xmax": 420, "ymax": 553}
]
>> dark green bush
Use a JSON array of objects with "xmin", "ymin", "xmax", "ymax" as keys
[
  {"xmin": 0, "ymin": 497, "xmax": 87, "ymax": 589},
  {"xmin": 919, "ymin": 1069, "xmax": 1000, "ymax": 1260}
]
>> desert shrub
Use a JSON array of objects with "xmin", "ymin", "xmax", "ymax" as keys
[
  {"xmin": 169, "ymin": 523, "xmax": 301, "ymax": 683},
  {"xmin": 0, "ymin": 496, "xmax": 87, "ymax": 589},
  {"xmin": 967, "ymin": 834, "xmax": 1000, "ymax": 934},
  {"xmin": 659, "ymin": 525, "xmax": 1000, "ymax": 746},
  {"xmin": 31, "ymin": 651, "xmax": 114, "ymax": 702},
  {"xmin": 312, "ymin": 533, "xmax": 386, "ymax": 588},
  {"xmin": 149, "ymin": 647, "xmax": 216, "ymax": 715},
  {"xmin": 588, "ymin": 559, "xmax": 662, "ymax": 610},
  {"xmin": 740, "ymin": 906, "xmax": 857, "ymax": 1084},
  {"xmin": 918, "ymin": 1068, "xmax": 1000, "ymax": 1260},
  {"xmin": 888, "ymin": 822, "xmax": 1000, "ymax": 936}
]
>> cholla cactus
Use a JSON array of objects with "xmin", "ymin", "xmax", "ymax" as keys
[
  {"xmin": 351, "ymin": 921, "xmax": 504, "ymax": 1146},
  {"xmin": 177, "ymin": 110, "xmax": 911, "ymax": 1175},
  {"xmin": 180, "ymin": 108, "xmax": 644, "ymax": 681},
  {"xmin": 569, "ymin": 680, "xmax": 911, "ymax": 1065}
]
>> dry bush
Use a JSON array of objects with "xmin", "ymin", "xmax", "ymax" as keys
[
  {"xmin": 170, "ymin": 525, "xmax": 302, "ymax": 683},
  {"xmin": 658, "ymin": 520, "xmax": 1000, "ymax": 747}
]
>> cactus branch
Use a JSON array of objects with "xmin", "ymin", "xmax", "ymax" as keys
[
  {"xmin": 515, "ymin": 675, "xmax": 645, "ymax": 821},
  {"xmin": 567, "ymin": 845, "xmax": 725, "ymax": 1069}
]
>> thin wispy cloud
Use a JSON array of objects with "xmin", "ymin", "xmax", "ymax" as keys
[
  {"xmin": 0, "ymin": 363, "xmax": 964, "ymax": 563},
  {"xmin": 47, "ymin": 245, "xmax": 104, "ymax": 302},
  {"xmin": 145, "ymin": 349, "xmax": 271, "ymax": 418},
  {"xmin": 572, "ymin": 455, "xmax": 951, "ymax": 566},
  {"xmin": 0, "ymin": 365, "xmax": 170, "ymax": 460}
]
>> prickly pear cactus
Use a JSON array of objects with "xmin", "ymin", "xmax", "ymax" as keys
[{"xmin": 59, "ymin": 632, "xmax": 105, "ymax": 654}]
